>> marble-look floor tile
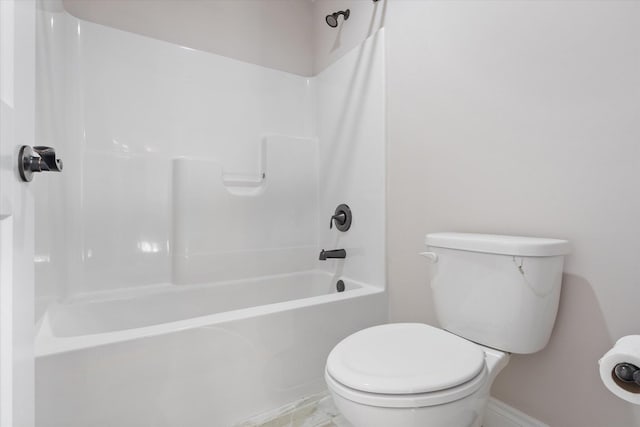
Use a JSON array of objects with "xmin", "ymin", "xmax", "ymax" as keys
[{"xmin": 234, "ymin": 393, "xmax": 352, "ymax": 427}]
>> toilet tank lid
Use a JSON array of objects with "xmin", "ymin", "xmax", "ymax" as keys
[{"xmin": 425, "ymin": 233, "xmax": 570, "ymax": 257}]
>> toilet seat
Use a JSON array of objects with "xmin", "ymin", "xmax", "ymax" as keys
[
  {"xmin": 326, "ymin": 323, "xmax": 488, "ymax": 407},
  {"xmin": 325, "ymin": 365, "xmax": 487, "ymax": 408}
]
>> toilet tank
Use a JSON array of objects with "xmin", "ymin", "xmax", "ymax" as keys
[{"xmin": 426, "ymin": 233, "xmax": 570, "ymax": 354}]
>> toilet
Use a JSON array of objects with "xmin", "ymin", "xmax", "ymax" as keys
[{"xmin": 325, "ymin": 233, "xmax": 570, "ymax": 427}]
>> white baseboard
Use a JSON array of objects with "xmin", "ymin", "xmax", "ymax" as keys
[{"xmin": 483, "ymin": 398, "xmax": 549, "ymax": 427}]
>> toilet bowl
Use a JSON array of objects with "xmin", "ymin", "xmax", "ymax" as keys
[
  {"xmin": 325, "ymin": 323, "xmax": 509, "ymax": 427},
  {"xmin": 325, "ymin": 233, "xmax": 570, "ymax": 427}
]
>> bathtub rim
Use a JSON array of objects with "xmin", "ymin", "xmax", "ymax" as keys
[{"xmin": 35, "ymin": 277, "xmax": 384, "ymax": 358}]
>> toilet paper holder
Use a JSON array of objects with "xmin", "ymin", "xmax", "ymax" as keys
[
  {"xmin": 600, "ymin": 335, "xmax": 640, "ymax": 403},
  {"xmin": 613, "ymin": 363, "xmax": 640, "ymax": 393}
]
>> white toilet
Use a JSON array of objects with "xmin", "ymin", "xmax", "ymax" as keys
[{"xmin": 325, "ymin": 233, "xmax": 570, "ymax": 427}]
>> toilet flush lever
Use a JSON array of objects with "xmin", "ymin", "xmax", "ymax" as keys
[{"xmin": 418, "ymin": 252, "xmax": 438, "ymax": 262}]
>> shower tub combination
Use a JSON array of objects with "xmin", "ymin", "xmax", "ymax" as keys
[
  {"xmin": 36, "ymin": 272, "xmax": 386, "ymax": 426},
  {"xmin": 34, "ymin": 3, "xmax": 386, "ymax": 426}
]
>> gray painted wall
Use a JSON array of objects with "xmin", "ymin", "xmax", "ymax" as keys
[
  {"xmin": 384, "ymin": 2, "xmax": 640, "ymax": 426},
  {"xmin": 63, "ymin": 0, "xmax": 315, "ymax": 76}
]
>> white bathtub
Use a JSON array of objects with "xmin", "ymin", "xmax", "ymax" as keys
[{"xmin": 35, "ymin": 271, "xmax": 386, "ymax": 427}]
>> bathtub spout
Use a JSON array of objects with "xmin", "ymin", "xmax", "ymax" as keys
[{"xmin": 319, "ymin": 249, "xmax": 346, "ymax": 260}]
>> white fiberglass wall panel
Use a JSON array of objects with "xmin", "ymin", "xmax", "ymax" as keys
[
  {"xmin": 172, "ymin": 135, "xmax": 319, "ymax": 284},
  {"xmin": 36, "ymin": 9, "xmax": 315, "ymax": 299},
  {"xmin": 315, "ymin": 29, "xmax": 386, "ymax": 289}
]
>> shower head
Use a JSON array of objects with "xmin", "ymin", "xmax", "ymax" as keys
[{"xmin": 325, "ymin": 9, "xmax": 350, "ymax": 28}]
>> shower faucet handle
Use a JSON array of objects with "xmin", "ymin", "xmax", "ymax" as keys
[
  {"xmin": 329, "ymin": 204, "xmax": 352, "ymax": 232},
  {"xmin": 18, "ymin": 145, "xmax": 64, "ymax": 182},
  {"xmin": 329, "ymin": 212, "xmax": 346, "ymax": 229}
]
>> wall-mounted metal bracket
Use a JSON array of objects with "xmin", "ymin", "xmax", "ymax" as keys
[{"xmin": 18, "ymin": 145, "xmax": 63, "ymax": 182}]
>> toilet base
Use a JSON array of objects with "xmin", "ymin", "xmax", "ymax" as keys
[
  {"xmin": 329, "ymin": 386, "xmax": 488, "ymax": 427},
  {"xmin": 326, "ymin": 344, "xmax": 510, "ymax": 427}
]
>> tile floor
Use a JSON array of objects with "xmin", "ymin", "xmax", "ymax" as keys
[{"xmin": 235, "ymin": 392, "xmax": 352, "ymax": 427}]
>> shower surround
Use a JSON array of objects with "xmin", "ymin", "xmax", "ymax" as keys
[{"xmin": 34, "ymin": 7, "xmax": 386, "ymax": 427}]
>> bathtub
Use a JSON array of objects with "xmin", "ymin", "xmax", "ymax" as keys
[{"xmin": 35, "ymin": 271, "xmax": 386, "ymax": 427}]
